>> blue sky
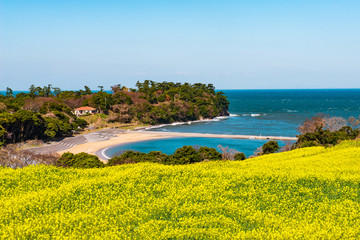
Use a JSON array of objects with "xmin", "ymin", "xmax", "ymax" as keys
[{"xmin": 1, "ymin": 0, "xmax": 360, "ymax": 90}]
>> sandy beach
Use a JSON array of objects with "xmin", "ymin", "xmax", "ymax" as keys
[{"xmin": 57, "ymin": 131, "xmax": 173, "ymax": 160}]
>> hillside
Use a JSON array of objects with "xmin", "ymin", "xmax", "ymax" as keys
[
  {"xmin": 1, "ymin": 141, "xmax": 360, "ymax": 239},
  {"xmin": 0, "ymin": 81, "xmax": 229, "ymax": 146}
]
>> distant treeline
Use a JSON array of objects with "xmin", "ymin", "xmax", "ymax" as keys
[{"xmin": 0, "ymin": 81, "xmax": 229, "ymax": 146}]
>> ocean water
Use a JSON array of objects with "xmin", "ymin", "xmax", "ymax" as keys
[
  {"xmin": 107, "ymin": 89, "xmax": 360, "ymax": 157},
  {"xmin": 0, "ymin": 91, "xmax": 28, "ymax": 96},
  {"xmin": 104, "ymin": 137, "xmax": 288, "ymax": 158},
  {"xmin": 146, "ymin": 89, "xmax": 360, "ymax": 137}
]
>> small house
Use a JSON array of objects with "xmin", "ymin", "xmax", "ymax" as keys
[{"xmin": 74, "ymin": 106, "xmax": 97, "ymax": 116}]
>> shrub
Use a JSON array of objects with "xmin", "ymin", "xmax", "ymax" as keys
[
  {"xmin": 107, "ymin": 150, "xmax": 169, "ymax": 166},
  {"xmin": 145, "ymin": 151, "xmax": 168, "ymax": 163},
  {"xmin": 74, "ymin": 118, "xmax": 89, "ymax": 129},
  {"xmin": 262, "ymin": 141, "xmax": 280, "ymax": 155},
  {"xmin": 57, "ymin": 152, "xmax": 104, "ymax": 168},
  {"xmin": 107, "ymin": 151, "xmax": 144, "ymax": 166},
  {"xmin": 198, "ymin": 146, "xmax": 222, "ymax": 160},
  {"xmin": 172, "ymin": 146, "xmax": 202, "ymax": 164},
  {"xmin": 234, "ymin": 152, "xmax": 246, "ymax": 160},
  {"xmin": 0, "ymin": 125, "xmax": 6, "ymax": 147}
]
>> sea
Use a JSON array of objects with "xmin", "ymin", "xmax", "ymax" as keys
[
  {"xmin": 106, "ymin": 89, "xmax": 360, "ymax": 158},
  {"xmin": 2, "ymin": 89, "xmax": 360, "ymax": 157}
]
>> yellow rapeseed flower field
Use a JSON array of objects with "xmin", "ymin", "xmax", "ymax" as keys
[{"xmin": 1, "ymin": 141, "xmax": 360, "ymax": 239}]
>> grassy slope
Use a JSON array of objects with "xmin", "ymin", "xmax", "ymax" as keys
[{"xmin": 1, "ymin": 141, "xmax": 360, "ymax": 239}]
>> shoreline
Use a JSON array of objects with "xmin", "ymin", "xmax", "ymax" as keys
[
  {"xmin": 57, "ymin": 130, "xmax": 297, "ymax": 162},
  {"xmin": 52, "ymin": 113, "xmax": 297, "ymax": 162},
  {"xmin": 89, "ymin": 115, "xmax": 235, "ymax": 160},
  {"xmin": 57, "ymin": 131, "xmax": 175, "ymax": 162},
  {"xmin": 30, "ymin": 115, "xmax": 232, "ymax": 161}
]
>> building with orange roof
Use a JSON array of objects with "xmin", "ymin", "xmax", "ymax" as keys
[{"xmin": 73, "ymin": 106, "xmax": 98, "ymax": 116}]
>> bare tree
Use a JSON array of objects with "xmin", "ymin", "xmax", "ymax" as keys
[
  {"xmin": 0, "ymin": 145, "xmax": 59, "ymax": 169},
  {"xmin": 111, "ymin": 84, "xmax": 122, "ymax": 93},
  {"xmin": 348, "ymin": 117, "xmax": 360, "ymax": 128},
  {"xmin": 280, "ymin": 141, "xmax": 293, "ymax": 152},
  {"xmin": 298, "ymin": 113, "xmax": 327, "ymax": 134},
  {"xmin": 23, "ymin": 99, "xmax": 42, "ymax": 112},
  {"xmin": 217, "ymin": 145, "xmax": 239, "ymax": 160},
  {"xmin": 250, "ymin": 146, "xmax": 263, "ymax": 158},
  {"xmin": 63, "ymin": 97, "xmax": 88, "ymax": 109},
  {"xmin": 325, "ymin": 117, "xmax": 347, "ymax": 132},
  {"xmin": 0, "ymin": 102, "xmax": 6, "ymax": 112}
]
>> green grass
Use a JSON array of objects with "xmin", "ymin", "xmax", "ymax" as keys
[{"xmin": 1, "ymin": 141, "xmax": 360, "ymax": 239}]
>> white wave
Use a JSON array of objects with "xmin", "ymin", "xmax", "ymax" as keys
[
  {"xmin": 286, "ymin": 110, "xmax": 298, "ymax": 113},
  {"xmin": 171, "ymin": 122, "xmax": 188, "ymax": 126},
  {"xmin": 101, "ymin": 147, "xmax": 111, "ymax": 160},
  {"xmin": 191, "ymin": 117, "xmax": 228, "ymax": 123},
  {"xmin": 229, "ymin": 113, "xmax": 239, "ymax": 117},
  {"xmin": 241, "ymin": 113, "xmax": 266, "ymax": 117},
  {"xmin": 142, "ymin": 116, "xmax": 228, "ymax": 130},
  {"xmin": 211, "ymin": 118, "xmax": 222, "ymax": 122},
  {"xmin": 144, "ymin": 124, "xmax": 167, "ymax": 130}
]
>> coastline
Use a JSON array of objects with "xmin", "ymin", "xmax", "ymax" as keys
[
  {"xmin": 57, "ymin": 131, "xmax": 174, "ymax": 162},
  {"xmin": 53, "ymin": 113, "xmax": 297, "ymax": 162},
  {"xmin": 58, "ymin": 130, "xmax": 297, "ymax": 162},
  {"xmin": 55, "ymin": 116, "xmax": 232, "ymax": 161}
]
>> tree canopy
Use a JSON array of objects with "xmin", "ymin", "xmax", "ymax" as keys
[{"xmin": 0, "ymin": 81, "xmax": 229, "ymax": 145}]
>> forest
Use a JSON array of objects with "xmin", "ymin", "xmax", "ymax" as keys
[{"xmin": 0, "ymin": 81, "xmax": 229, "ymax": 146}]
